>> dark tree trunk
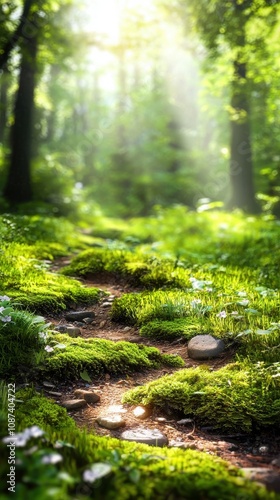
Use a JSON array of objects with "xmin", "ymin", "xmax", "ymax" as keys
[
  {"xmin": 228, "ymin": 61, "xmax": 260, "ymax": 213},
  {"xmin": 0, "ymin": 65, "xmax": 9, "ymax": 144},
  {"xmin": 4, "ymin": 35, "xmax": 38, "ymax": 204}
]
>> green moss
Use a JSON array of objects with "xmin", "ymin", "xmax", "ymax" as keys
[
  {"xmin": 16, "ymin": 388, "xmax": 76, "ymax": 431},
  {"xmin": 140, "ymin": 318, "xmax": 209, "ymax": 340},
  {"xmin": 41, "ymin": 334, "xmax": 185, "ymax": 380},
  {"xmin": 123, "ymin": 362, "xmax": 280, "ymax": 433},
  {"xmin": 9, "ymin": 392, "xmax": 278, "ymax": 500}
]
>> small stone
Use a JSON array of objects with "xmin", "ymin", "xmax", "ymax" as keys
[
  {"xmin": 177, "ymin": 418, "xmax": 193, "ymax": 425},
  {"xmin": 65, "ymin": 327, "xmax": 81, "ymax": 337},
  {"xmin": 156, "ymin": 417, "xmax": 167, "ymax": 423},
  {"xmin": 169, "ymin": 440, "xmax": 187, "ymax": 449},
  {"xmin": 65, "ymin": 311, "xmax": 95, "ymax": 321},
  {"xmin": 133, "ymin": 406, "xmax": 152, "ymax": 420},
  {"xmin": 47, "ymin": 391, "xmax": 62, "ymax": 397},
  {"xmin": 188, "ymin": 335, "xmax": 225, "ymax": 360},
  {"xmin": 123, "ymin": 326, "xmax": 131, "ymax": 332},
  {"xmin": 100, "ymin": 320, "xmax": 107, "ymax": 328},
  {"xmin": 54, "ymin": 325, "xmax": 69, "ymax": 333},
  {"xmin": 83, "ymin": 317, "xmax": 94, "ymax": 324},
  {"xmin": 101, "ymin": 302, "xmax": 111, "ymax": 308},
  {"xmin": 121, "ymin": 428, "xmax": 168, "ymax": 447},
  {"xmin": 74, "ymin": 389, "xmax": 100, "ymax": 404},
  {"xmin": 271, "ymin": 456, "xmax": 280, "ymax": 467},
  {"xmin": 259, "ymin": 445, "xmax": 269, "ymax": 454},
  {"xmin": 74, "ymin": 322, "xmax": 85, "ymax": 327},
  {"xmin": 96, "ymin": 415, "xmax": 126, "ymax": 430},
  {"xmin": 42, "ymin": 381, "xmax": 55, "ymax": 388},
  {"xmin": 108, "ymin": 295, "xmax": 115, "ymax": 300},
  {"xmin": 62, "ymin": 399, "xmax": 87, "ymax": 410}
]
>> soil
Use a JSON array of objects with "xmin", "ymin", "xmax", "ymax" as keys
[{"xmin": 42, "ymin": 258, "xmax": 280, "ymax": 493}]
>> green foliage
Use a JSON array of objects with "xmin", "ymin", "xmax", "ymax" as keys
[
  {"xmin": 16, "ymin": 387, "xmax": 76, "ymax": 432},
  {"xmin": 123, "ymin": 362, "xmax": 280, "ymax": 433},
  {"xmin": 0, "ymin": 297, "xmax": 47, "ymax": 379},
  {"xmin": 41, "ymin": 333, "xmax": 184, "ymax": 380}
]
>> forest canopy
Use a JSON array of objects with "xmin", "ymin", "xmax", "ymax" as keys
[{"xmin": 0, "ymin": 0, "xmax": 280, "ymax": 218}]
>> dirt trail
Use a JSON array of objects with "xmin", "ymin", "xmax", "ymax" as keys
[{"xmin": 44, "ymin": 261, "xmax": 280, "ymax": 492}]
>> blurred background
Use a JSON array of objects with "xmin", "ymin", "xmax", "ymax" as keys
[{"xmin": 0, "ymin": 0, "xmax": 280, "ymax": 220}]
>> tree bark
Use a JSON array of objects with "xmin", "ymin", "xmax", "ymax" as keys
[
  {"xmin": 4, "ymin": 35, "xmax": 38, "ymax": 204},
  {"xmin": 0, "ymin": 65, "xmax": 9, "ymax": 144},
  {"xmin": 0, "ymin": 0, "xmax": 35, "ymax": 70},
  {"xmin": 228, "ymin": 60, "xmax": 260, "ymax": 213}
]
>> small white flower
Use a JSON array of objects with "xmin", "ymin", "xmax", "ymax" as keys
[
  {"xmin": 0, "ymin": 295, "xmax": 10, "ymax": 301},
  {"xmin": 0, "ymin": 306, "xmax": 4, "ymax": 313},
  {"xmin": 45, "ymin": 345, "xmax": 54, "ymax": 353},
  {"xmin": 217, "ymin": 311, "xmax": 227, "ymax": 319},
  {"xmin": 39, "ymin": 332, "xmax": 48, "ymax": 341},
  {"xmin": 41, "ymin": 453, "xmax": 63, "ymax": 465},
  {"xmin": 190, "ymin": 299, "xmax": 202, "ymax": 308},
  {"xmin": 1, "ymin": 316, "xmax": 11, "ymax": 323}
]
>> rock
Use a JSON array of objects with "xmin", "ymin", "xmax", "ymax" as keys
[
  {"xmin": 133, "ymin": 406, "xmax": 152, "ymax": 420},
  {"xmin": 54, "ymin": 324, "xmax": 69, "ymax": 333},
  {"xmin": 100, "ymin": 320, "xmax": 107, "ymax": 328},
  {"xmin": 83, "ymin": 317, "xmax": 94, "ymax": 324},
  {"xmin": 96, "ymin": 415, "xmax": 126, "ymax": 430},
  {"xmin": 108, "ymin": 295, "xmax": 115, "ymax": 300},
  {"xmin": 123, "ymin": 326, "xmax": 131, "ymax": 332},
  {"xmin": 66, "ymin": 327, "xmax": 81, "ymax": 337},
  {"xmin": 156, "ymin": 417, "xmax": 167, "ymax": 423},
  {"xmin": 47, "ymin": 391, "xmax": 62, "ymax": 397},
  {"xmin": 187, "ymin": 335, "xmax": 225, "ymax": 360},
  {"xmin": 74, "ymin": 322, "xmax": 85, "ymax": 327},
  {"xmin": 242, "ymin": 468, "xmax": 280, "ymax": 493},
  {"xmin": 259, "ymin": 445, "xmax": 269, "ymax": 454},
  {"xmin": 101, "ymin": 302, "xmax": 111, "ymax": 308},
  {"xmin": 74, "ymin": 389, "xmax": 100, "ymax": 404},
  {"xmin": 177, "ymin": 418, "xmax": 193, "ymax": 425},
  {"xmin": 62, "ymin": 399, "xmax": 87, "ymax": 410},
  {"xmin": 42, "ymin": 381, "xmax": 55, "ymax": 388},
  {"xmin": 121, "ymin": 428, "xmax": 168, "ymax": 447},
  {"xmin": 65, "ymin": 311, "xmax": 95, "ymax": 322},
  {"xmin": 271, "ymin": 456, "xmax": 280, "ymax": 467}
]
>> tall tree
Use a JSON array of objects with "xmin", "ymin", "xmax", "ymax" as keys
[{"xmin": 170, "ymin": 0, "xmax": 278, "ymax": 213}]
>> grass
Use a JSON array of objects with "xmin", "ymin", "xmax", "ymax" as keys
[{"xmin": 40, "ymin": 333, "xmax": 184, "ymax": 380}]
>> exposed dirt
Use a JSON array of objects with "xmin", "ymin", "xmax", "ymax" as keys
[{"xmin": 43, "ymin": 259, "xmax": 280, "ymax": 493}]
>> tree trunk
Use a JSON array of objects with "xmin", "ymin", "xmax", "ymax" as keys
[
  {"xmin": 4, "ymin": 35, "xmax": 38, "ymax": 204},
  {"xmin": 228, "ymin": 60, "xmax": 260, "ymax": 213},
  {"xmin": 0, "ymin": 65, "xmax": 9, "ymax": 144}
]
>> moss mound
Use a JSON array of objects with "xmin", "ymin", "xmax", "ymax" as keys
[
  {"xmin": 123, "ymin": 362, "xmax": 280, "ymax": 433},
  {"xmin": 41, "ymin": 333, "xmax": 184, "ymax": 380},
  {"xmin": 140, "ymin": 318, "xmax": 210, "ymax": 340},
  {"xmin": 16, "ymin": 388, "xmax": 76, "ymax": 432}
]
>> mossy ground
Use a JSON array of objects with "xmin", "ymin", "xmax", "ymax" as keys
[
  {"xmin": 41, "ymin": 333, "xmax": 184, "ymax": 380},
  {"xmin": 1, "ymin": 389, "xmax": 277, "ymax": 500}
]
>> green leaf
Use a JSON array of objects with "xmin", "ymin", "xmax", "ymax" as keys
[{"xmin": 80, "ymin": 370, "xmax": 92, "ymax": 383}]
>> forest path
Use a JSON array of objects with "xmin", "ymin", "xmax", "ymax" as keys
[{"xmin": 43, "ymin": 258, "xmax": 280, "ymax": 493}]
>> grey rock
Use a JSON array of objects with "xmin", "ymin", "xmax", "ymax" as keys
[
  {"xmin": 65, "ymin": 311, "xmax": 95, "ymax": 321},
  {"xmin": 62, "ymin": 399, "xmax": 87, "ymax": 410},
  {"xmin": 101, "ymin": 302, "xmax": 111, "ymax": 308},
  {"xmin": 121, "ymin": 428, "xmax": 168, "ymax": 447},
  {"xmin": 54, "ymin": 324, "xmax": 69, "ymax": 333},
  {"xmin": 47, "ymin": 391, "xmax": 62, "ymax": 397},
  {"xmin": 74, "ymin": 389, "xmax": 100, "ymax": 404},
  {"xmin": 177, "ymin": 418, "xmax": 193, "ymax": 425},
  {"xmin": 96, "ymin": 415, "xmax": 126, "ymax": 430},
  {"xmin": 83, "ymin": 317, "xmax": 94, "ymax": 324},
  {"xmin": 42, "ymin": 381, "xmax": 55, "ymax": 388},
  {"xmin": 123, "ymin": 326, "xmax": 131, "ymax": 332},
  {"xmin": 65, "ymin": 327, "xmax": 81, "ymax": 337},
  {"xmin": 242, "ymin": 468, "xmax": 280, "ymax": 493},
  {"xmin": 259, "ymin": 445, "xmax": 269, "ymax": 454},
  {"xmin": 271, "ymin": 456, "xmax": 280, "ymax": 467},
  {"xmin": 188, "ymin": 335, "xmax": 225, "ymax": 360}
]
